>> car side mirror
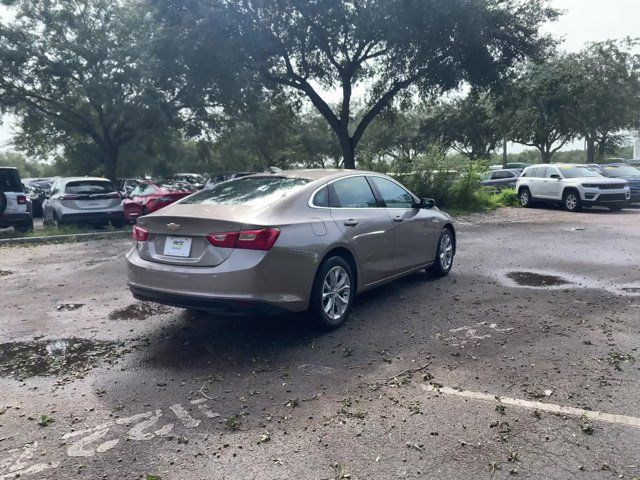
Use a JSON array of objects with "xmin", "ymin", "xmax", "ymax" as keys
[
  {"xmin": 550, "ymin": 174, "xmax": 561, "ymax": 180},
  {"xmin": 416, "ymin": 198, "xmax": 435, "ymax": 209}
]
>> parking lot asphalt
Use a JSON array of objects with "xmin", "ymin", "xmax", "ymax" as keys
[{"xmin": 1, "ymin": 206, "xmax": 639, "ymax": 480}]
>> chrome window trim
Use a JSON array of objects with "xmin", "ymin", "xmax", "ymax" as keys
[{"xmin": 308, "ymin": 173, "xmax": 419, "ymax": 210}]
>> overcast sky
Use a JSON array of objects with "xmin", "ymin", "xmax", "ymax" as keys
[{"xmin": 1, "ymin": 0, "xmax": 639, "ymax": 154}]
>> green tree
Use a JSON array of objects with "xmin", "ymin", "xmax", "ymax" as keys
[
  {"xmin": 506, "ymin": 57, "xmax": 576, "ymax": 163},
  {"xmin": 0, "ymin": 0, "xmax": 180, "ymax": 180},
  {"xmin": 563, "ymin": 41, "xmax": 640, "ymax": 162},
  {"xmin": 154, "ymin": 0, "xmax": 557, "ymax": 169},
  {"xmin": 421, "ymin": 92, "xmax": 502, "ymax": 161}
]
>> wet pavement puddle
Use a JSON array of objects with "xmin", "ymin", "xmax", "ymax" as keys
[
  {"xmin": 0, "ymin": 338, "xmax": 120, "ymax": 380},
  {"xmin": 109, "ymin": 302, "xmax": 172, "ymax": 321},
  {"xmin": 506, "ymin": 271, "xmax": 570, "ymax": 287}
]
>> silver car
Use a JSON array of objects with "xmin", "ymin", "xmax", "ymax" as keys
[
  {"xmin": 126, "ymin": 170, "xmax": 456, "ymax": 329},
  {"xmin": 43, "ymin": 177, "xmax": 125, "ymax": 228}
]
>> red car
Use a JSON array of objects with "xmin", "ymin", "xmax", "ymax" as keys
[{"xmin": 123, "ymin": 181, "xmax": 195, "ymax": 222}]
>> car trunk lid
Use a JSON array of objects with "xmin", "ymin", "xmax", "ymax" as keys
[{"xmin": 135, "ymin": 205, "xmax": 260, "ymax": 267}]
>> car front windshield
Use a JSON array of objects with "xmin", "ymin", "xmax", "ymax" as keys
[
  {"xmin": 603, "ymin": 165, "xmax": 640, "ymax": 178},
  {"xmin": 557, "ymin": 166, "xmax": 602, "ymax": 178},
  {"xmin": 181, "ymin": 176, "xmax": 310, "ymax": 206}
]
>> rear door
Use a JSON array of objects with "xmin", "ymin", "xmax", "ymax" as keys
[
  {"xmin": 529, "ymin": 167, "xmax": 548, "ymax": 197},
  {"xmin": 369, "ymin": 176, "xmax": 436, "ymax": 273},
  {"xmin": 328, "ymin": 176, "xmax": 395, "ymax": 286}
]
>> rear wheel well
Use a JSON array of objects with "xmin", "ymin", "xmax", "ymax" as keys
[{"xmin": 319, "ymin": 247, "xmax": 358, "ymax": 293}]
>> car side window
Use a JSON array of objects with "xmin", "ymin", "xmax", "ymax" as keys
[
  {"xmin": 546, "ymin": 168, "xmax": 560, "ymax": 178},
  {"xmin": 312, "ymin": 186, "xmax": 329, "ymax": 207},
  {"xmin": 370, "ymin": 176, "xmax": 414, "ymax": 208},
  {"xmin": 329, "ymin": 176, "xmax": 377, "ymax": 208},
  {"xmin": 535, "ymin": 167, "xmax": 548, "ymax": 178}
]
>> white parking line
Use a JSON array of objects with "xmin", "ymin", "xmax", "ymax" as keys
[{"xmin": 422, "ymin": 384, "xmax": 640, "ymax": 429}]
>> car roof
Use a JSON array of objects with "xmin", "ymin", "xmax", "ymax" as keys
[
  {"xmin": 57, "ymin": 176, "xmax": 113, "ymax": 183},
  {"xmin": 249, "ymin": 169, "xmax": 381, "ymax": 182}
]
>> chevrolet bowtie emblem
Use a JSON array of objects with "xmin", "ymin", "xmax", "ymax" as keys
[{"xmin": 167, "ymin": 223, "xmax": 181, "ymax": 231}]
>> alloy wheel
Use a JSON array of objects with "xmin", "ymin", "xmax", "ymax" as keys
[
  {"xmin": 439, "ymin": 233, "xmax": 454, "ymax": 271},
  {"xmin": 565, "ymin": 193, "xmax": 578, "ymax": 210},
  {"xmin": 322, "ymin": 266, "xmax": 351, "ymax": 321}
]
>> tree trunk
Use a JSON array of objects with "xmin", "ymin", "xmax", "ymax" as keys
[
  {"xmin": 502, "ymin": 138, "xmax": 508, "ymax": 167},
  {"xmin": 540, "ymin": 149, "xmax": 552, "ymax": 164},
  {"xmin": 586, "ymin": 138, "xmax": 596, "ymax": 163},
  {"xmin": 104, "ymin": 149, "xmax": 118, "ymax": 181},
  {"xmin": 338, "ymin": 133, "xmax": 356, "ymax": 169}
]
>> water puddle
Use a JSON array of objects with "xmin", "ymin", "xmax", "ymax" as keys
[
  {"xmin": 621, "ymin": 287, "xmax": 640, "ymax": 294},
  {"xmin": 55, "ymin": 303, "xmax": 85, "ymax": 312},
  {"xmin": 0, "ymin": 338, "xmax": 120, "ymax": 380},
  {"xmin": 109, "ymin": 302, "xmax": 172, "ymax": 321},
  {"xmin": 506, "ymin": 271, "xmax": 570, "ymax": 287}
]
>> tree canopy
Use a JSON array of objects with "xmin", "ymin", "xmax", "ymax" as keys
[
  {"xmin": 0, "ymin": 0, "xmax": 180, "ymax": 179},
  {"xmin": 153, "ymin": 0, "xmax": 557, "ymax": 168}
]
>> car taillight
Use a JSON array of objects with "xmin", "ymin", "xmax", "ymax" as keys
[
  {"xmin": 206, "ymin": 228, "xmax": 280, "ymax": 251},
  {"xmin": 17, "ymin": 195, "xmax": 27, "ymax": 204},
  {"xmin": 132, "ymin": 226, "xmax": 149, "ymax": 242}
]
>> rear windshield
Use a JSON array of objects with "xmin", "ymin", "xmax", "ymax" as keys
[
  {"xmin": 65, "ymin": 180, "xmax": 116, "ymax": 194},
  {"xmin": 181, "ymin": 177, "xmax": 310, "ymax": 206},
  {"xmin": 603, "ymin": 165, "xmax": 640, "ymax": 177},
  {"xmin": 0, "ymin": 169, "xmax": 22, "ymax": 192}
]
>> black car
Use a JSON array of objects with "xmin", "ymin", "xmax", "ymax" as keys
[
  {"xmin": 590, "ymin": 163, "xmax": 640, "ymax": 204},
  {"xmin": 22, "ymin": 182, "xmax": 46, "ymax": 217}
]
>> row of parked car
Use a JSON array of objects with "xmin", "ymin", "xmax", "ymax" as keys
[{"xmin": 0, "ymin": 168, "xmax": 258, "ymax": 232}]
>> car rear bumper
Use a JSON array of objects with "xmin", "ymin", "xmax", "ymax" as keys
[
  {"xmin": 126, "ymin": 245, "xmax": 318, "ymax": 313},
  {"xmin": 60, "ymin": 211, "xmax": 125, "ymax": 223},
  {"xmin": 0, "ymin": 212, "xmax": 31, "ymax": 227}
]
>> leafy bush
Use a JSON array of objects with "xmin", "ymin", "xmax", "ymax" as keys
[{"xmin": 388, "ymin": 149, "xmax": 512, "ymax": 212}]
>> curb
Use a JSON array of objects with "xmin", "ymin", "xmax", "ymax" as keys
[{"xmin": 0, "ymin": 229, "xmax": 131, "ymax": 247}]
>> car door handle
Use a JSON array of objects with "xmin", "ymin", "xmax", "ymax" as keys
[
  {"xmin": 343, "ymin": 219, "xmax": 359, "ymax": 227},
  {"xmin": 392, "ymin": 216, "xmax": 404, "ymax": 222}
]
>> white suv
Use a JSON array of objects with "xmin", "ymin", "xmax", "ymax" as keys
[
  {"xmin": 0, "ymin": 167, "xmax": 33, "ymax": 233},
  {"xmin": 516, "ymin": 164, "xmax": 631, "ymax": 212}
]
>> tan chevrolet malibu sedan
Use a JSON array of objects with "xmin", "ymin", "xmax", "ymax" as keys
[{"xmin": 126, "ymin": 169, "xmax": 456, "ymax": 329}]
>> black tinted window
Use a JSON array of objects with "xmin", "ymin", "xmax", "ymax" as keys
[
  {"xmin": 181, "ymin": 177, "xmax": 309, "ymax": 206},
  {"xmin": 370, "ymin": 177, "xmax": 414, "ymax": 208},
  {"xmin": 0, "ymin": 169, "xmax": 22, "ymax": 192},
  {"xmin": 65, "ymin": 180, "xmax": 115, "ymax": 194},
  {"xmin": 329, "ymin": 176, "xmax": 377, "ymax": 208}
]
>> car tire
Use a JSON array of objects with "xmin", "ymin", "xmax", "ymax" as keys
[
  {"xmin": 15, "ymin": 218, "xmax": 34, "ymax": 233},
  {"xmin": 0, "ymin": 192, "xmax": 6, "ymax": 215},
  {"xmin": 563, "ymin": 189, "xmax": 582, "ymax": 212},
  {"xmin": 518, "ymin": 188, "xmax": 533, "ymax": 208},
  {"xmin": 310, "ymin": 256, "xmax": 355, "ymax": 331},
  {"xmin": 429, "ymin": 228, "xmax": 455, "ymax": 277},
  {"xmin": 111, "ymin": 219, "xmax": 126, "ymax": 229}
]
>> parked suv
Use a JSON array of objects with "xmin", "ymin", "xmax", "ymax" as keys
[
  {"xmin": 0, "ymin": 167, "xmax": 33, "ymax": 233},
  {"xmin": 516, "ymin": 164, "xmax": 630, "ymax": 212},
  {"xmin": 43, "ymin": 177, "xmax": 125, "ymax": 228},
  {"xmin": 481, "ymin": 169, "xmax": 521, "ymax": 189}
]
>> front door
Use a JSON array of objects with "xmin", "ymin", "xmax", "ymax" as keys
[
  {"xmin": 369, "ymin": 176, "xmax": 437, "ymax": 273},
  {"xmin": 328, "ymin": 176, "xmax": 396, "ymax": 287}
]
